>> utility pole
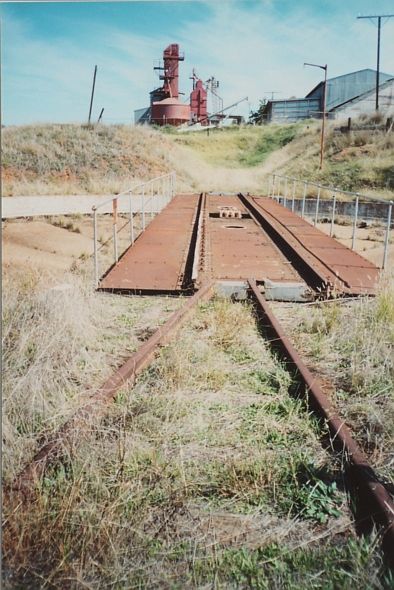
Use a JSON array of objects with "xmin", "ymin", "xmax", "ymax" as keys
[
  {"xmin": 264, "ymin": 91, "xmax": 281, "ymax": 101},
  {"xmin": 97, "ymin": 108, "xmax": 104, "ymax": 124},
  {"xmin": 88, "ymin": 65, "xmax": 97, "ymax": 125},
  {"xmin": 304, "ymin": 62, "xmax": 327, "ymax": 170},
  {"xmin": 357, "ymin": 14, "xmax": 394, "ymax": 111}
]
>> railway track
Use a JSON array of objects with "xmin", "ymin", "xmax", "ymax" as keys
[
  {"xmin": 7, "ymin": 281, "xmax": 394, "ymax": 568},
  {"xmin": 5, "ymin": 193, "xmax": 392, "ymax": 576}
]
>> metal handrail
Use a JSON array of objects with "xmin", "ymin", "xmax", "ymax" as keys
[
  {"xmin": 269, "ymin": 173, "xmax": 390, "ymax": 204},
  {"xmin": 93, "ymin": 172, "xmax": 175, "ymax": 211},
  {"xmin": 92, "ymin": 171, "xmax": 176, "ymax": 287},
  {"xmin": 268, "ymin": 173, "xmax": 393, "ymax": 270}
]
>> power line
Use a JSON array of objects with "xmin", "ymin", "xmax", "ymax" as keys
[{"xmin": 357, "ymin": 14, "xmax": 394, "ymax": 111}]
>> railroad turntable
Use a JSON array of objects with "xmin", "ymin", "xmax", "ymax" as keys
[
  {"xmin": 99, "ymin": 192, "xmax": 380, "ymax": 299},
  {"xmin": 9, "ymin": 192, "xmax": 393, "ymax": 570}
]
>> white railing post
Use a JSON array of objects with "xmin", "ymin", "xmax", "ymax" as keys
[
  {"xmin": 129, "ymin": 194, "xmax": 134, "ymax": 244},
  {"xmin": 351, "ymin": 194, "xmax": 359, "ymax": 250},
  {"xmin": 301, "ymin": 182, "xmax": 307, "ymax": 218},
  {"xmin": 93, "ymin": 207, "xmax": 99, "ymax": 288},
  {"xmin": 112, "ymin": 198, "xmax": 118, "ymax": 263},
  {"xmin": 291, "ymin": 179, "xmax": 296, "ymax": 212},
  {"xmin": 330, "ymin": 193, "xmax": 336, "ymax": 237},
  {"xmin": 142, "ymin": 186, "xmax": 146, "ymax": 230},
  {"xmin": 314, "ymin": 186, "xmax": 321, "ymax": 226},
  {"xmin": 382, "ymin": 201, "xmax": 393, "ymax": 270},
  {"xmin": 150, "ymin": 180, "xmax": 154, "ymax": 218}
]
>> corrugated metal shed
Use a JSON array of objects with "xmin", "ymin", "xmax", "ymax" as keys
[
  {"xmin": 134, "ymin": 107, "xmax": 150, "ymax": 124},
  {"xmin": 261, "ymin": 68, "xmax": 394, "ymax": 123},
  {"xmin": 264, "ymin": 98, "xmax": 320, "ymax": 122},
  {"xmin": 334, "ymin": 78, "xmax": 394, "ymax": 118},
  {"xmin": 307, "ymin": 68, "xmax": 393, "ymax": 110}
]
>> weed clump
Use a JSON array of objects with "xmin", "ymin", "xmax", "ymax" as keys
[{"xmin": 293, "ymin": 285, "xmax": 394, "ymax": 479}]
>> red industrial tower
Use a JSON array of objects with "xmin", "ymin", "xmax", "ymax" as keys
[
  {"xmin": 150, "ymin": 44, "xmax": 210, "ymax": 127},
  {"xmin": 151, "ymin": 44, "xmax": 190, "ymax": 126},
  {"xmin": 154, "ymin": 43, "xmax": 184, "ymax": 99},
  {"xmin": 190, "ymin": 79, "xmax": 208, "ymax": 125}
]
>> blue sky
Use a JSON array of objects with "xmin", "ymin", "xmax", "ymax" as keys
[{"xmin": 2, "ymin": 0, "xmax": 394, "ymax": 125}]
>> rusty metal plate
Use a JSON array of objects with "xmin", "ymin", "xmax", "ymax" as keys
[
  {"xmin": 99, "ymin": 194, "xmax": 200, "ymax": 292},
  {"xmin": 249, "ymin": 196, "xmax": 379, "ymax": 295},
  {"xmin": 206, "ymin": 195, "xmax": 302, "ymax": 282}
]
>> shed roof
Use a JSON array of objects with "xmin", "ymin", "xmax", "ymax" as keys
[{"xmin": 306, "ymin": 68, "xmax": 393, "ymax": 110}]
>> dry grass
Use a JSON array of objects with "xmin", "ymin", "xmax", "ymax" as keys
[
  {"xmin": 2, "ymin": 269, "xmax": 182, "ymax": 483},
  {"xmin": 2, "ymin": 124, "xmax": 196, "ymax": 196},
  {"xmin": 4, "ymin": 118, "xmax": 393, "ymax": 198},
  {"xmin": 271, "ymin": 115, "xmax": 394, "ymax": 197},
  {"xmin": 3, "ymin": 295, "xmax": 391, "ymax": 588},
  {"xmin": 274, "ymin": 282, "xmax": 394, "ymax": 482}
]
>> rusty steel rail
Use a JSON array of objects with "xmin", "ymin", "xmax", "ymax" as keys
[
  {"xmin": 240, "ymin": 194, "xmax": 379, "ymax": 296},
  {"xmin": 268, "ymin": 174, "xmax": 393, "ymax": 270},
  {"xmin": 10, "ymin": 282, "xmax": 215, "ymax": 495},
  {"xmin": 248, "ymin": 279, "xmax": 394, "ymax": 565}
]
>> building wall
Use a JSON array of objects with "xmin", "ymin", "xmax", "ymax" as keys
[
  {"xmin": 308, "ymin": 69, "xmax": 393, "ymax": 110},
  {"xmin": 333, "ymin": 79, "xmax": 394, "ymax": 119},
  {"xmin": 267, "ymin": 98, "xmax": 320, "ymax": 122}
]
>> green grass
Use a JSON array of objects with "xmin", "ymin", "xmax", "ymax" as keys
[
  {"xmin": 189, "ymin": 538, "xmax": 392, "ymax": 590},
  {"xmin": 239, "ymin": 124, "xmax": 299, "ymax": 166},
  {"xmin": 173, "ymin": 123, "xmax": 302, "ymax": 168}
]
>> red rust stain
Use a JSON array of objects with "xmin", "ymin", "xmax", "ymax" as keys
[
  {"xmin": 249, "ymin": 196, "xmax": 379, "ymax": 295},
  {"xmin": 100, "ymin": 194, "xmax": 200, "ymax": 292},
  {"xmin": 206, "ymin": 194, "xmax": 301, "ymax": 282}
]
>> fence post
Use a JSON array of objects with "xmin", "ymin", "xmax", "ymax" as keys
[
  {"xmin": 291, "ymin": 179, "xmax": 296, "ymax": 212},
  {"xmin": 267, "ymin": 175, "xmax": 272, "ymax": 197},
  {"xmin": 382, "ymin": 201, "xmax": 393, "ymax": 270},
  {"xmin": 129, "ymin": 194, "xmax": 134, "ymax": 244},
  {"xmin": 314, "ymin": 186, "xmax": 321, "ymax": 226},
  {"xmin": 330, "ymin": 193, "xmax": 336, "ymax": 237},
  {"xmin": 112, "ymin": 197, "xmax": 118, "ymax": 263},
  {"xmin": 93, "ymin": 207, "xmax": 99, "ymax": 288},
  {"xmin": 142, "ymin": 186, "xmax": 146, "ymax": 230},
  {"xmin": 277, "ymin": 176, "xmax": 281, "ymax": 198},
  {"xmin": 284, "ymin": 176, "xmax": 288, "ymax": 203},
  {"xmin": 351, "ymin": 194, "xmax": 359, "ymax": 250},
  {"xmin": 301, "ymin": 182, "xmax": 307, "ymax": 218},
  {"xmin": 150, "ymin": 181, "xmax": 154, "ymax": 218}
]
